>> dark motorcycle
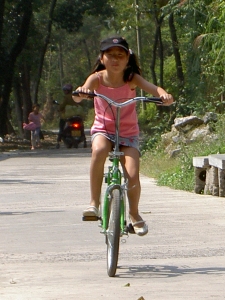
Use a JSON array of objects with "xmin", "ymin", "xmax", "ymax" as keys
[
  {"xmin": 53, "ymin": 100, "xmax": 87, "ymax": 149},
  {"xmin": 62, "ymin": 115, "xmax": 87, "ymax": 148}
]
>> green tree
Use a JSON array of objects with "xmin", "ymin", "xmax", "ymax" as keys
[
  {"xmin": 0, "ymin": 0, "xmax": 32, "ymax": 136},
  {"xmin": 194, "ymin": 0, "xmax": 225, "ymax": 112},
  {"xmin": 0, "ymin": 0, "xmax": 114, "ymax": 137}
]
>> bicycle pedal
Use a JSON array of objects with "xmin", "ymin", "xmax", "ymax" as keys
[
  {"xmin": 127, "ymin": 223, "xmax": 135, "ymax": 234},
  {"xmin": 82, "ymin": 216, "xmax": 99, "ymax": 221}
]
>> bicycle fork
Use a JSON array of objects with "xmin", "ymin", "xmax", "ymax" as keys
[{"xmin": 101, "ymin": 165, "xmax": 127, "ymax": 235}]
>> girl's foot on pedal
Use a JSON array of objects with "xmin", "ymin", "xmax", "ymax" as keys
[
  {"xmin": 131, "ymin": 220, "xmax": 148, "ymax": 236},
  {"xmin": 83, "ymin": 206, "xmax": 99, "ymax": 217},
  {"xmin": 130, "ymin": 214, "xmax": 148, "ymax": 236}
]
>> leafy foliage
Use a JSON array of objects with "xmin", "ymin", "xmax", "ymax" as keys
[
  {"xmin": 53, "ymin": 0, "xmax": 113, "ymax": 32},
  {"xmin": 1, "ymin": 0, "xmax": 225, "ymax": 188}
]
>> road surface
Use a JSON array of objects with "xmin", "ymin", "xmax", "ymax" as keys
[{"xmin": 0, "ymin": 146, "xmax": 225, "ymax": 299}]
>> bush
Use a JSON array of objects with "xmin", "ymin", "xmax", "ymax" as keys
[{"xmin": 140, "ymin": 114, "xmax": 225, "ymax": 192}]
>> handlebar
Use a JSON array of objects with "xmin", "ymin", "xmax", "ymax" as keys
[{"xmin": 72, "ymin": 91, "xmax": 163, "ymax": 106}]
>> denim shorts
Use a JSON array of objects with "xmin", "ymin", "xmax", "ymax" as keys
[{"xmin": 91, "ymin": 132, "xmax": 140, "ymax": 152}]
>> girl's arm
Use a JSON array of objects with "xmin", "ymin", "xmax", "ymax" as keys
[
  {"xmin": 72, "ymin": 74, "xmax": 99, "ymax": 103},
  {"xmin": 132, "ymin": 74, "xmax": 174, "ymax": 105}
]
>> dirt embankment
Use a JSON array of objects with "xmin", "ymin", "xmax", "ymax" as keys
[{"xmin": 0, "ymin": 130, "xmax": 57, "ymax": 152}]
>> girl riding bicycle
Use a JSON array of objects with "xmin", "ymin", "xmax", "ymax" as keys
[{"xmin": 73, "ymin": 36, "xmax": 173, "ymax": 236}]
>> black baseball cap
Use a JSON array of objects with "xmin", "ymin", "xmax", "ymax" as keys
[{"xmin": 100, "ymin": 36, "xmax": 129, "ymax": 52}]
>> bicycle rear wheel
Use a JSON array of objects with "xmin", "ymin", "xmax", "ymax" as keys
[{"xmin": 106, "ymin": 188, "xmax": 121, "ymax": 277}]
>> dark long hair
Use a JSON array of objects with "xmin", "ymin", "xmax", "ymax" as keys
[{"xmin": 91, "ymin": 50, "xmax": 141, "ymax": 82}]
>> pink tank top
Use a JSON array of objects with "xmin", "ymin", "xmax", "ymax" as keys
[{"xmin": 91, "ymin": 79, "xmax": 139, "ymax": 137}]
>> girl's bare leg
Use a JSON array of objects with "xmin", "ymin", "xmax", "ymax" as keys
[
  {"xmin": 120, "ymin": 146, "xmax": 144, "ymax": 228},
  {"xmin": 89, "ymin": 135, "xmax": 112, "ymax": 209},
  {"xmin": 31, "ymin": 131, "xmax": 35, "ymax": 149}
]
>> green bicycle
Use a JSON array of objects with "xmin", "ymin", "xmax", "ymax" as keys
[{"xmin": 76, "ymin": 91, "xmax": 163, "ymax": 277}]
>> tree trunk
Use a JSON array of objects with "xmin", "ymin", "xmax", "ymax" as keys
[
  {"xmin": 168, "ymin": 12, "xmax": 184, "ymax": 87},
  {"xmin": 58, "ymin": 40, "xmax": 64, "ymax": 87},
  {"xmin": 13, "ymin": 77, "xmax": 23, "ymax": 137},
  {"xmin": 43, "ymin": 93, "xmax": 55, "ymax": 123},
  {"xmin": 158, "ymin": 16, "xmax": 164, "ymax": 88},
  {"xmin": 21, "ymin": 62, "xmax": 33, "ymax": 123},
  {"xmin": 150, "ymin": 26, "xmax": 159, "ymax": 86},
  {"xmin": 0, "ymin": 1, "xmax": 32, "ymax": 137},
  {"xmin": 149, "ymin": 3, "xmax": 165, "ymax": 116},
  {"xmin": 32, "ymin": 0, "xmax": 57, "ymax": 103},
  {"xmin": 149, "ymin": 3, "xmax": 164, "ymax": 87},
  {"xmin": 0, "ymin": 0, "xmax": 5, "ymax": 45}
]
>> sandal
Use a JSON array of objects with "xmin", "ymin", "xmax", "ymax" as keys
[
  {"xmin": 83, "ymin": 206, "xmax": 99, "ymax": 217},
  {"xmin": 132, "ymin": 220, "xmax": 148, "ymax": 236}
]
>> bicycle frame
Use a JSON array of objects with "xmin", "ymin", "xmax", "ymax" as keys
[{"xmin": 101, "ymin": 106, "xmax": 127, "ymax": 234}]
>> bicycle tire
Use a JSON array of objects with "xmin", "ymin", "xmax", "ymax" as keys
[{"xmin": 107, "ymin": 188, "xmax": 121, "ymax": 277}]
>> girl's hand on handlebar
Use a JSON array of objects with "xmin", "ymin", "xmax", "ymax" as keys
[
  {"xmin": 160, "ymin": 93, "xmax": 174, "ymax": 106},
  {"xmin": 72, "ymin": 87, "xmax": 93, "ymax": 103}
]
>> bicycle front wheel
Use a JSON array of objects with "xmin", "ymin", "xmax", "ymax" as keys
[{"xmin": 107, "ymin": 188, "xmax": 121, "ymax": 277}]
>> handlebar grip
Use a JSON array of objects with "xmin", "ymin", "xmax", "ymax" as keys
[
  {"xmin": 72, "ymin": 91, "xmax": 96, "ymax": 98},
  {"xmin": 144, "ymin": 98, "xmax": 163, "ymax": 104}
]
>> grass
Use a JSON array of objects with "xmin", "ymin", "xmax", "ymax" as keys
[{"xmin": 140, "ymin": 146, "xmax": 194, "ymax": 192}]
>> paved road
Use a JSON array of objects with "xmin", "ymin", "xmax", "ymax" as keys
[{"xmin": 0, "ymin": 146, "xmax": 225, "ymax": 300}]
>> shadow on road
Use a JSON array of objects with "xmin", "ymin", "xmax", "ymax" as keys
[
  {"xmin": 0, "ymin": 179, "xmax": 53, "ymax": 184},
  {"xmin": 0, "ymin": 210, "xmax": 64, "ymax": 216},
  {"xmin": 117, "ymin": 264, "xmax": 225, "ymax": 278}
]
